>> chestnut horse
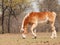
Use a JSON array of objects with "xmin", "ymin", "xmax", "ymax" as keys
[{"xmin": 21, "ymin": 11, "xmax": 57, "ymax": 39}]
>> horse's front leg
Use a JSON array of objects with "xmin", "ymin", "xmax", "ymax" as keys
[
  {"xmin": 21, "ymin": 27, "xmax": 27, "ymax": 39},
  {"xmin": 31, "ymin": 23, "xmax": 37, "ymax": 39},
  {"xmin": 50, "ymin": 22, "xmax": 57, "ymax": 39}
]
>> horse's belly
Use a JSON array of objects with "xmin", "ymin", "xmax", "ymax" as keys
[
  {"xmin": 38, "ymin": 20, "xmax": 47, "ymax": 23},
  {"xmin": 38, "ymin": 18, "xmax": 48, "ymax": 23}
]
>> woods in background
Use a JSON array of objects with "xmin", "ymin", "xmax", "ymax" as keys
[{"xmin": 0, "ymin": 0, "xmax": 60, "ymax": 33}]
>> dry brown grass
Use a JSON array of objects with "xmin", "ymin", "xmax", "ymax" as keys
[{"xmin": 0, "ymin": 32, "xmax": 60, "ymax": 45}]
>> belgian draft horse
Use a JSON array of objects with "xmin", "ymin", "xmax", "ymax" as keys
[{"xmin": 21, "ymin": 11, "xmax": 57, "ymax": 39}]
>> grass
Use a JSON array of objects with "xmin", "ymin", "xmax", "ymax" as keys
[{"xmin": 0, "ymin": 32, "xmax": 60, "ymax": 45}]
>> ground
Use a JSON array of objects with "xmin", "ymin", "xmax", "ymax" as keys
[{"xmin": 0, "ymin": 32, "xmax": 60, "ymax": 45}]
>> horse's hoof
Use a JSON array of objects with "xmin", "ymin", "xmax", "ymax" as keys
[
  {"xmin": 34, "ymin": 36, "xmax": 37, "ymax": 39},
  {"xmin": 50, "ymin": 36, "xmax": 57, "ymax": 39},
  {"xmin": 22, "ymin": 37, "xmax": 25, "ymax": 39},
  {"xmin": 32, "ymin": 36, "xmax": 37, "ymax": 39}
]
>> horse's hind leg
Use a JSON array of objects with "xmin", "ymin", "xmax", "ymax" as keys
[
  {"xmin": 31, "ymin": 23, "xmax": 37, "ymax": 39},
  {"xmin": 50, "ymin": 21, "xmax": 57, "ymax": 39}
]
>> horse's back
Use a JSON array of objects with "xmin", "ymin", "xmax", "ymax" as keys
[{"xmin": 23, "ymin": 11, "xmax": 56, "ymax": 25}]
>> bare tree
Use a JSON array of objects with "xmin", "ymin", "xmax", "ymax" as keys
[
  {"xmin": 2, "ymin": 0, "xmax": 5, "ymax": 34},
  {"xmin": 43, "ymin": 0, "xmax": 58, "ymax": 11}
]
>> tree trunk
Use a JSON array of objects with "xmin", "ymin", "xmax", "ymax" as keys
[
  {"xmin": 8, "ymin": 11, "xmax": 11, "ymax": 33},
  {"xmin": 2, "ymin": 0, "xmax": 4, "ymax": 34}
]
